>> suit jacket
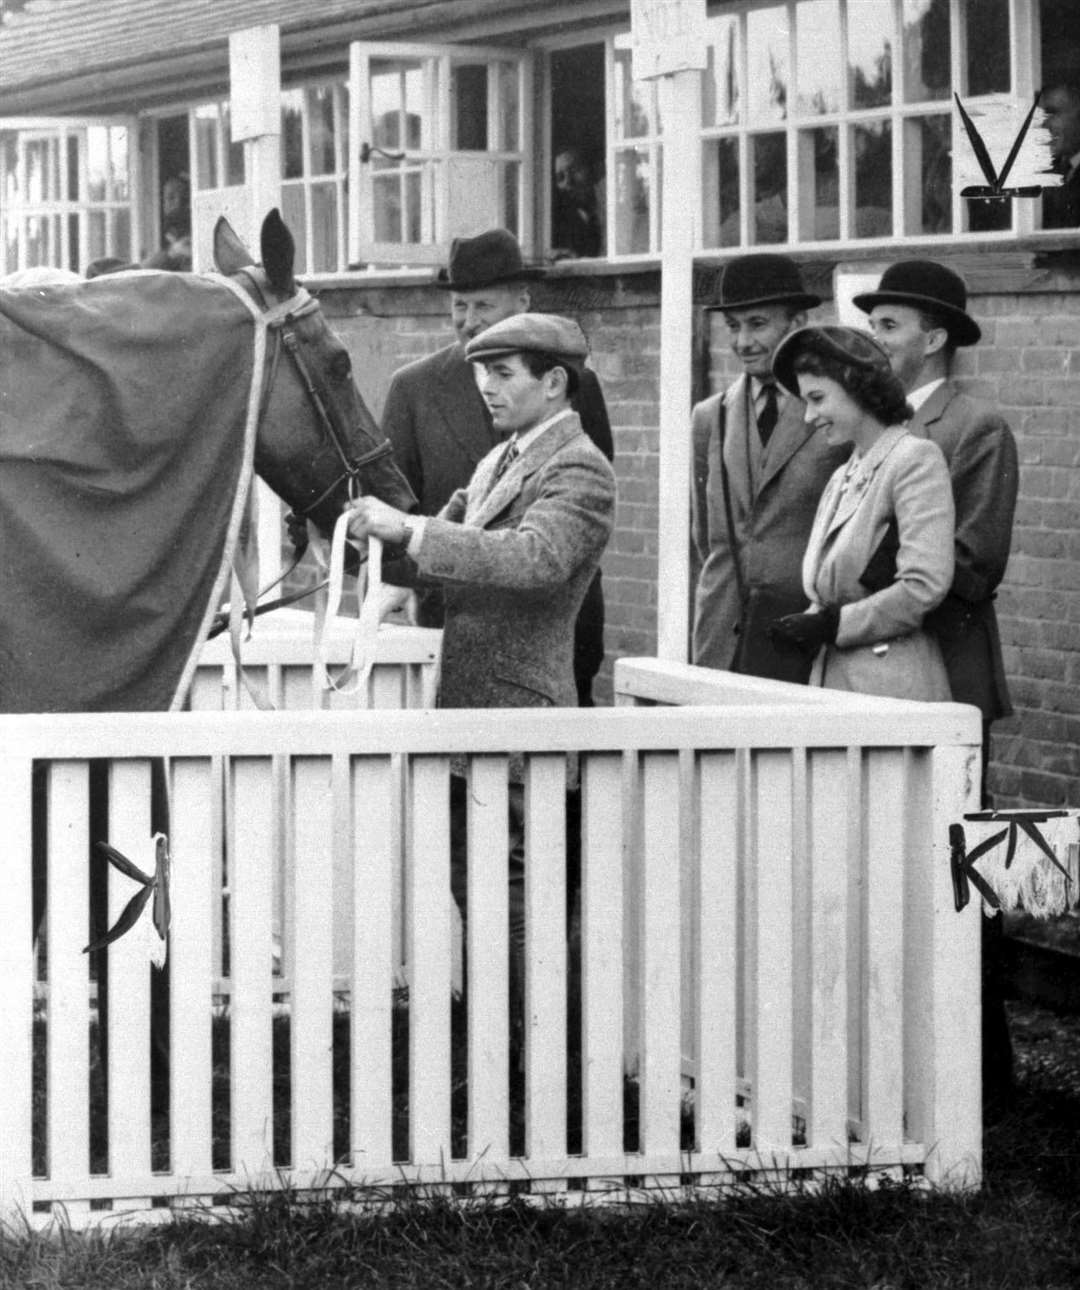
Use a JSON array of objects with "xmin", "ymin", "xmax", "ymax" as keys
[
  {"xmin": 411, "ymin": 410, "xmax": 616, "ymax": 720},
  {"xmin": 803, "ymin": 427, "xmax": 954, "ymax": 701},
  {"xmin": 381, "ymin": 340, "xmax": 613, "ymax": 698},
  {"xmin": 906, "ymin": 381, "xmax": 1017, "ymax": 720},
  {"xmin": 1042, "ymin": 162, "xmax": 1080, "ymax": 229},
  {"xmin": 691, "ymin": 374, "xmax": 849, "ymax": 671}
]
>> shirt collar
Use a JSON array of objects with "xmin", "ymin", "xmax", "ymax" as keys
[
  {"xmin": 506, "ymin": 407, "xmax": 575, "ymax": 454},
  {"xmin": 907, "ymin": 377, "xmax": 946, "ymax": 411}
]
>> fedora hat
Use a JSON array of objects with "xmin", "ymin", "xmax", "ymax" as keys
[
  {"xmin": 435, "ymin": 228, "xmax": 545, "ymax": 291},
  {"xmin": 852, "ymin": 260, "xmax": 981, "ymax": 346},
  {"xmin": 772, "ymin": 325, "xmax": 891, "ymax": 398},
  {"xmin": 464, "ymin": 313, "xmax": 588, "ymax": 370},
  {"xmin": 706, "ymin": 253, "xmax": 821, "ymax": 312}
]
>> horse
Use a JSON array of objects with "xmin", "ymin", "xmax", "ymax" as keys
[{"xmin": 0, "ymin": 208, "xmax": 415, "ymax": 714}]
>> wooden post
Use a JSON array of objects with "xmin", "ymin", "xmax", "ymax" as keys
[{"xmin": 631, "ymin": 1, "xmax": 706, "ymax": 661}]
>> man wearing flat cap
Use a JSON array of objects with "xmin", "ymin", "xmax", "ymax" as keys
[
  {"xmin": 692, "ymin": 253, "xmax": 849, "ymax": 677},
  {"xmin": 380, "ymin": 227, "xmax": 613, "ymax": 705},
  {"xmin": 856, "ymin": 258, "xmax": 1019, "ymax": 1120},
  {"xmin": 348, "ymin": 312, "xmax": 616, "ymax": 978}
]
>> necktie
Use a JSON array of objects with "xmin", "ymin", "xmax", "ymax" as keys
[
  {"xmin": 757, "ymin": 383, "xmax": 779, "ymax": 447},
  {"xmin": 492, "ymin": 437, "xmax": 518, "ymax": 483}
]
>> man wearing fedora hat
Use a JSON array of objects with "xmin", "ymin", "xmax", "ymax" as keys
[
  {"xmin": 856, "ymin": 258, "xmax": 1019, "ymax": 1121},
  {"xmin": 381, "ymin": 227, "xmax": 613, "ymax": 705},
  {"xmin": 692, "ymin": 253, "xmax": 849, "ymax": 677}
]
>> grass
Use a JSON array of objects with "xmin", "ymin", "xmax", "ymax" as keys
[{"xmin": 6, "ymin": 1000, "xmax": 1080, "ymax": 1289}]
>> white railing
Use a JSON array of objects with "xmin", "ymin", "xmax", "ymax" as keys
[{"xmin": 0, "ymin": 656, "xmax": 983, "ymax": 1229}]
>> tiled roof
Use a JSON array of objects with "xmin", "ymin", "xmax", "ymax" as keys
[{"xmin": 0, "ymin": 0, "xmax": 603, "ymax": 111}]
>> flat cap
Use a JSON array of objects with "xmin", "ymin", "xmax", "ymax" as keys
[{"xmin": 464, "ymin": 312, "xmax": 589, "ymax": 369}]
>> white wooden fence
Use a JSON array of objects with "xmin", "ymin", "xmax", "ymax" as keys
[{"xmin": 0, "ymin": 641, "xmax": 984, "ymax": 1228}]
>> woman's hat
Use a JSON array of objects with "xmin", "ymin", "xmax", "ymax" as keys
[
  {"xmin": 772, "ymin": 325, "xmax": 891, "ymax": 398},
  {"xmin": 435, "ymin": 229, "xmax": 546, "ymax": 291},
  {"xmin": 852, "ymin": 259, "xmax": 981, "ymax": 346},
  {"xmin": 705, "ymin": 253, "xmax": 821, "ymax": 312}
]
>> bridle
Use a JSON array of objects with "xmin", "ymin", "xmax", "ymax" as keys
[{"xmin": 240, "ymin": 268, "xmax": 394, "ymax": 520}]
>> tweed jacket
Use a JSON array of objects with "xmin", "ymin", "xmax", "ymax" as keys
[
  {"xmin": 803, "ymin": 427, "xmax": 955, "ymax": 701},
  {"xmin": 409, "ymin": 410, "xmax": 616, "ymax": 715},
  {"xmin": 906, "ymin": 380, "xmax": 1017, "ymax": 720},
  {"xmin": 381, "ymin": 340, "xmax": 613, "ymax": 695},
  {"xmin": 691, "ymin": 373, "xmax": 849, "ymax": 671}
]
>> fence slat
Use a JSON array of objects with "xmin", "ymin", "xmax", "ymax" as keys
[
  {"xmin": 230, "ymin": 757, "xmax": 275, "ymax": 1176},
  {"xmin": 806, "ymin": 749, "xmax": 851, "ymax": 1149},
  {"xmin": 291, "ymin": 756, "xmax": 336, "ymax": 1171},
  {"xmin": 524, "ymin": 755, "xmax": 567, "ymax": 1167},
  {"xmin": 351, "ymin": 756, "xmax": 395, "ymax": 1171},
  {"xmin": 0, "ymin": 755, "xmax": 34, "ymax": 1217},
  {"xmin": 47, "ymin": 762, "xmax": 92, "ymax": 1186},
  {"xmin": 581, "ymin": 753, "xmax": 625, "ymax": 1160},
  {"xmin": 639, "ymin": 753, "xmax": 683, "ymax": 1159},
  {"xmin": 695, "ymin": 751, "xmax": 738, "ymax": 1155},
  {"xmin": 466, "ymin": 756, "xmax": 510, "ymax": 1160},
  {"xmin": 749, "ymin": 751, "xmax": 794, "ymax": 1150},
  {"xmin": 408, "ymin": 756, "xmax": 452, "ymax": 1163},
  {"xmin": 105, "ymin": 760, "xmax": 154, "ymax": 1180},
  {"xmin": 169, "ymin": 758, "xmax": 216, "ymax": 1179}
]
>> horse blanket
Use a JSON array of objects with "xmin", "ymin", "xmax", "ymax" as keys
[{"xmin": 0, "ymin": 271, "xmax": 261, "ymax": 712}]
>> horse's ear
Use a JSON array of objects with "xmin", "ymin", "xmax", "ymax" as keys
[
  {"xmin": 213, "ymin": 216, "xmax": 255, "ymax": 275},
  {"xmin": 261, "ymin": 209, "xmax": 296, "ymax": 294}
]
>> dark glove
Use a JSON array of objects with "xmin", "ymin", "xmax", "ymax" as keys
[
  {"xmin": 284, "ymin": 510, "xmax": 309, "ymax": 558},
  {"xmin": 766, "ymin": 604, "xmax": 839, "ymax": 654}
]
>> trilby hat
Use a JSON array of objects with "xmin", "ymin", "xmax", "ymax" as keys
[
  {"xmin": 435, "ymin": 228, "xmax": 545, "ymax": 291},
  {"xmin": 706, "ymin": 253, "xmax": 821, "ymax": 312},
  {"xmin": 464, "ymin": 313, "xmax": 588, "ymax": 371},
  {"xmin": 772, "ymin": 325, "xmax": 892, "ymax": 399},
  {"xmin": 852, "ymin": 259, "xmax": 981, "ymax": 346}
]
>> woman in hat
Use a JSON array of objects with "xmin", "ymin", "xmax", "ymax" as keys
[{"xmin": 767, "ymin": 325, "xmax": 955, "ymax": 701}]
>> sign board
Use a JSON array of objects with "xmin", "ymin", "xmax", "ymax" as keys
[
  {"xmin": 229, "ymin": 25, "xmax": 281, "ymax": 141},
  {"xmin": 631, "ymin": 0, "xmax": 708, "ymax": 81}
]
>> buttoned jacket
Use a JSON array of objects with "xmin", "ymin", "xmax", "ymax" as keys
[
  {"xmin": 906, "ymin": 380, "xmax": 1017, "ymax": 719},
  {"xmin": 691, "ymin": 373, "xmax": 848, "ymax": 670},
  {"xmin": 803, "ymin": 427, "xmax": 954, "ymax": 701}
]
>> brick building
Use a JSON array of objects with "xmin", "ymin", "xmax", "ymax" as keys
[{"xmin": 1, "ymin": 0, "xmax": 1077, "ymax": 804}]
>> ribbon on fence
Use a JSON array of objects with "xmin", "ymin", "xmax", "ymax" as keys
[
  {"xmin": 950, "ymin": 810, "xmax": 1080, "ymax": 917},
  {"xmin": 310, "ymin": 512, "xmax": 383, "ymax": 701},
  {"xmin": 84, "ymin": 833, "xmax": 171, "ymax": 968}
]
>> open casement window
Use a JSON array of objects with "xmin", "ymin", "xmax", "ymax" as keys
[
  {"xmin": 607, "ymin": 33, "xmax": 666, "ymax": 257},
  {"xmin": 349, "ymin": 41, "xmax": 533, "ymax": 268},
  {"xmin": 189, "ymin": 100, "xmax": 247, "ymax": 272},
  {"xmin": 0, "ymin": 117, "xmax": 138, "ymax": 274}
]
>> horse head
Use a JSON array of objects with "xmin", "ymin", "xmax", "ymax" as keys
[{"xmin": 213, "ymin": 210, "xmax": 416, "ymax": 537}]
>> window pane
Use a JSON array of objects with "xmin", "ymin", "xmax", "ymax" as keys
[
  {"xmin": 703, "ymin": 137, "xmax": 740, "ymax": 247},
  {"xmin": 904, "ymin": 113, "xmax": 951, "ymax": 233},
  {"xmin": 26, "ymin": 139, "xmax": 60, "ymax": 204},
  {"xmin": 308, "ymin": 86, "xmax": 338, "ymax": 175},
  {"xmin": 87, "ymin": 129, "xmax": 109, "ymax": 201},
  {"xmin": 747, "ymin": 5, "xmax": 789, "ymax": 123},
  {"xmin": 495, "ymin": 61, "xmax": 520, "ymax": 151},
  {"xmin": 751, "ymin": 132, "xmax": 788, "ymax": 243},
  {"xmin": 703, "ymin": 17, "xmax": 739, "ymax": 126},
  {"xmin": 281, "ymin": 182, "xmax": 307, "ymax": 271},
  {"xmin": 902, "ymin": 0, "xmax": 950, "ymax": 103},
  {"xmin": 372, "ymin": 173, "xmax": 401, "ymax": 242},
  {"xmin": 451, "ymin": 63, "xmax": 487, "ymax": 150},
  {"xmin": 222, "ymin": 105, "xmax": 245, "ymax": 185},
  {"xmin": 194, "ymin": 109, "xmax": 219, "ymax": 189},
  {"xmin": 796, "ymin": 0, "xmax": 842, "ymax": 115},
  {"xmin": 310, "ymin": 182, "xmax": 338, "ymax": 271},
  {"xmin": 282, "ymin": 89, "xmax": 304, "ymax": 180},
  {"xmin": 614, "ymin": 46, "xmax": 655, "ymax": 139},
  {"xmin": 405, "ymin": 170, "xmax": 421, "ymax": 243},
  {"xmin": 371, "ymin": 60, "xmax": 423, "ymax": 151},
  {"xmin": 87, "ymin": 208, "xmax": 106, "ymax": 261},
  {"xmin": 797, "ymin": 126, "xmax": 839, "ymax": 239},
  {"xmin": 499, "ymin": 159, "xmax": 520, "ymax": 234},
  {"xmin": 113, "ymin": 206, "xmax": 131, "ymax": 257},
  {"xmin": 849, "ymin": 0, "xmax": 893, "ymax": 108},
  {"xmin": 965, "ymin": 0, "xmax": 1009, "ymax": 96},
  {"xmin": 613, "ymin": 146, "xmax": 653, "ymax": 253},
  {"xmin": 853, "ymin": 120, "xmax": 892, "ymax": 236}
]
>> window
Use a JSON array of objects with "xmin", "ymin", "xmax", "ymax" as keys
[
  {"xmin": 700, "ymin": 0, "xmax": 1037, "ymax": 249},
  {"xmin": 608, "ymin": 33, "xmax": 665, "ymax": 255},
  {"xmin": 281, "ymin": 82, "xmax": 349, "ymax": 274},
  {"xmin": 0, "ymin": 118, "xmax": 135, "ymax": 273},
  {"xmin": 348, "ymin": 42, "xmax": 531, "ymax": 267}
]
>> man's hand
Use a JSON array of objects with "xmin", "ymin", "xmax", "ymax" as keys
[
  {"xmin": 346, "ymin": 497, "xmax": 412, "ymax": 546},
  {"xmin": 767, "ymin": 605, "xmax": 840, "ymax": 654}
]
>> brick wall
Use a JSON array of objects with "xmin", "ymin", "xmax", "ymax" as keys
[{"xmin": 312, "ymin": 250, "xmax": 1080, "ymax": 807}]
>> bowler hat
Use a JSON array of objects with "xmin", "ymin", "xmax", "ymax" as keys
[
  {"xmin": 464, "ymin": 312, "xmax": 588, "ymax": 370},
  {"xmin": 435, "ymin": 228, "xmax": 545, "ymax": 291},
  {"xmin": 706, "ymin": 253, "xmax": 821, "ymax": 312},
  {"xmin": 772, "ymin": 325, "xmax": 891, "ymax": 398},
  {"xmin": 852, "ymin": 260, "xmax": 981, "ymax": 346}
]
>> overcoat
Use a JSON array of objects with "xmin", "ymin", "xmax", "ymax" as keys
[
  {"xmin": 412, "ymin": 410, "xmax": 616, "ymax": 717},
  {"xmin": 906, "ymin": 381, "xmax": 1017, "ymax": 720},
  {"xmin": 382, "ymin": 340, "xmax": 613, "ymax": 696},
  {"xmin": 803, "ymin": 427, "xmax": 955, "ymax": 701},
  {"xmin": 691, "ymin": 374, "xmax": 848, "ymax": 671}
]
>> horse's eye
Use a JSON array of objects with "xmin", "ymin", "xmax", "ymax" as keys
[{"xmin": 329, "ymin": 351, "xmax": 352, "ymax": 383}]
